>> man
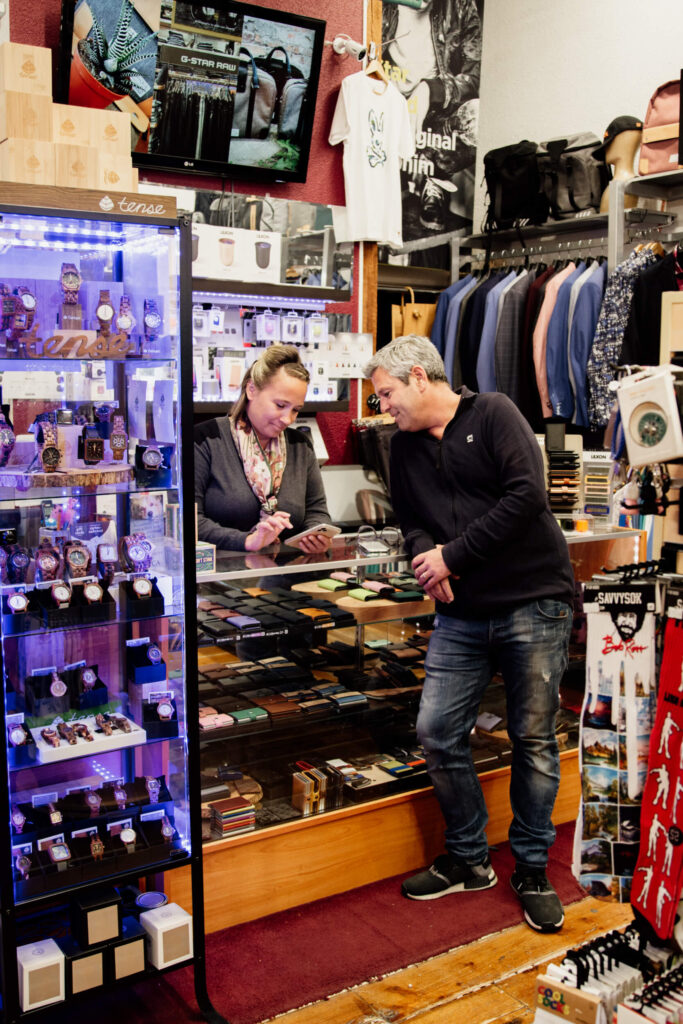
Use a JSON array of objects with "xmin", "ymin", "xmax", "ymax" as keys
[{"xmin": 364, "ymin": 335, "xmax": 574, "ymax": 933}]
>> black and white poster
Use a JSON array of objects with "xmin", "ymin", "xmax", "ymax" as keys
[{"xmin": 381, "ymin": 0, "xmax": 483, "ymax": 253}]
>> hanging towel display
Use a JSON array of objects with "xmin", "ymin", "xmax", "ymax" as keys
[{"xmin": 573, "ymin": 580, "xmax": 657, "ymax": 903}]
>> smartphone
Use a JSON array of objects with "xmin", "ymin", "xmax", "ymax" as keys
[{"xmin": 286, "ymin": 524, "xmax": 341, "ymax": 547}]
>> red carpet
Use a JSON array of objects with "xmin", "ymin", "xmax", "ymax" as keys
[{"xmin": 42, "ymin": 821, "xmax": 587, "ymax": 1024}]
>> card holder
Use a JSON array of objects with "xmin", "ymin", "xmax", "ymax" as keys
[
  {"xmin": 347, "ymin": 587, "xmax": 380, "ymax": 602},
  {"xmin": 318, "ymin": 578, "xmax": 350, "ymax": 592}
]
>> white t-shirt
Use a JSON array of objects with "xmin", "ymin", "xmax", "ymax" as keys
[{"xmin": 329, "ymin": 72, "xmax": 415, "ymax": 246}]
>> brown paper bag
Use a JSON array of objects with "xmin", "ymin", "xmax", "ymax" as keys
[{"xmin": 391, "ymin": 287, "xmax": 437, "ymax": 339}]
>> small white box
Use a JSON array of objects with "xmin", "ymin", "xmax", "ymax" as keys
[
  {"xmin": 17, "ymin": 939, "xmax": 65, "ymax": 1011},
  {"xmin": 139, "ymin": 903, "xmax": 193, "ymax": 969}
]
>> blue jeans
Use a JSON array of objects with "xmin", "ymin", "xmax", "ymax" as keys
[{"xmin": 417, "ymin": 599, "xmax": 572, "ymax": 869}]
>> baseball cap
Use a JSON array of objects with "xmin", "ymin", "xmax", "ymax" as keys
[{"xmin": 594, "ymin": 115, "xmax": 643, "ymax": 162}]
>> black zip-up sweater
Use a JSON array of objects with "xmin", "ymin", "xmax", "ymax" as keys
[{"xmin": 390, "ymin": 387, "xmax": 574, "ymax": 618}]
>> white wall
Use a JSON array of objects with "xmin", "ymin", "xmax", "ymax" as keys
[{"xmin": 474, "ymin": 0, "xmax": 683, "ymax": 231}]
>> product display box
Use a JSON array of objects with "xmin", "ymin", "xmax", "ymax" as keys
[
  {"xmin": 55, "ymin": 937, "xmax": 104, "ymax": 998},
  {"xmin": 0, "ymin": 91, "xmax": 53, "ymax": 143},
  {"xmin": 16, "ymin": 938, "xmax": 65, "ymax": 1012},
  {"xmin": 70, "ymin": 885, "xmax": 121, "ymax": 949},
  {"xmin": 139, "ymin": 902, "xmax": 193, "ymax": 969},
  {"xmin": 107, "ymin": 917, "xmax": 147, "ymax": 982},
  {"xmin": 0, "ymin": 138, "xmax": 55, "ymax": 185},
  {"xmin": 196, "ymin": 541, "xmax": 216, "ymax": 575}
]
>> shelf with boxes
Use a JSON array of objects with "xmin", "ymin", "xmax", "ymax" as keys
[
  {"xmin": 0, "ymin": 41, "xmax": 137, "ymax": 191},
  {"xmin": 191, "ymin": 281, "xmax": 360, "ymax": 414},
  {"xmin": 0, "ymin": 184, "xmax": 214, "ymax": 1019}
]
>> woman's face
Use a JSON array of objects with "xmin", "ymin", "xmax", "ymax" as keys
[{"xmin": 246, "ymin": 367, "xmax": 307, "ymax": 442}]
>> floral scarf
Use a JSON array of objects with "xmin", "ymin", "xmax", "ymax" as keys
[{"xmin": 230, "ymin": 416, "xmax": 287, "ymax": 518}]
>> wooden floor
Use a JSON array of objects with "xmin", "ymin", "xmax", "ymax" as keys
[{"xmin": 265, "ymin": 897, "xmax": 633, "ymax": 1024}]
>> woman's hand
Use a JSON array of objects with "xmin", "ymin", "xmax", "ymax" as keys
[
  {"xmin": 296, "ymin": 530, "xmax": 332, "ymax": 555},
  {"xmin": 245, "ymin": 511, "xmax": 292, "ymax": 551}
]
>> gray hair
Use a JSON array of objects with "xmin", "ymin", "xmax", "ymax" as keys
[{"xmin": 363, "ymin": 334, "xmax": 448, "ymax": 384}]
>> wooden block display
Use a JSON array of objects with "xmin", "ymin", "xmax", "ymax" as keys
[
  {"xmin": 0, "ymin": 138, "xmax": 55, "ymax": 185},
  {"xmin": 52, "ymin": 103, "xmax": 92, "ymax": 147},
  {"xmin": 0, "ymin": 465, "xmax": 133, "ymax": 491},
  {"xmin": 90, "ymin": 107, "xmax": 132, "ymax": 154},
  {"xmin": 0, "ymin": 91, "xmax": 53, "ymax": 143},
  {"xmin": 95, "ymin": 153, "xmax": 134, "ymax": 193},
  {"xmin": 0, "ymin": 42, "xmax": 53, "ymax": 96},
  {"xmin": 54, "ymin": 144, "xmax": 99, "ymax": 190}
]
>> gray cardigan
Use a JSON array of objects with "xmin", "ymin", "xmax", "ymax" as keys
[{"xmin": 194, "ymin": 416, "xmax": 331, "ymax": 550}]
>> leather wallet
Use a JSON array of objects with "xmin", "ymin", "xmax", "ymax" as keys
[{"xmin": 347, "ymin": 587, "xmax": 380, "ymax": 602}]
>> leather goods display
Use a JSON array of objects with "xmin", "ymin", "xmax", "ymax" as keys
[
  {"xmin": 391, "ymin": 287, "xmax": 436, "ymax": 341},
  {"xmin": 638, "ymin": 78, "xmax": 682, "ymax": 175}
]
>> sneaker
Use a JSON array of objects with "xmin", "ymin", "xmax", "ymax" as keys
[
  {"xmin": 402, "ymin": 853, "xmax": 497, "ymax": 901},
  {"xmin": 419, "ymin": 179, "xmax": 447, "ymax": 232},
  {"xmin": 510, "ymin": 866, "xmax": 564, "ymax": 932}
]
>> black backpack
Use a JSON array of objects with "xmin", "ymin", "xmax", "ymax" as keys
[
  {"xmin": 483, "ymin": 140, "xmax": 549, "ymax": 230},
  {"xmin": 536, "ymin": 132, "xmax": 610, "ymax": 219}
]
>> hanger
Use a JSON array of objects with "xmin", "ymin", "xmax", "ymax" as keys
[
  {"xmin": 364, "ymin": 55, "xmax": 390, "ymax": 91},
  {"xmin": 646, "ymin": 240, "xmax": 665, "ymax": 256}
]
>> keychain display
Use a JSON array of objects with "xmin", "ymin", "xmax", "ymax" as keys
[{"xmin": 573, "ymin": 580, "xmax": 657, "ymax": 903}]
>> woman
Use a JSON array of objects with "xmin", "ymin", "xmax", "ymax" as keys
[{"xmin": 194, "ymin": 345, "xmax": 332, "ymax": 553}]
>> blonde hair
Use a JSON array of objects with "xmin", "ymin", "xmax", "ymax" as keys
[{"xmin": 231, "ymin": 344, "xmax": 310, "ymax": 423}]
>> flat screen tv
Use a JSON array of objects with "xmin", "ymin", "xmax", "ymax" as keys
[{"xmin": 57, "ymin": 1, "xmax": 326, "ymax": 183}]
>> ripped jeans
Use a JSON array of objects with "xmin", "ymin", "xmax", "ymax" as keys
[{"xmin": 417, "ymin": 600, "xmax": 572, "ymax": 868}]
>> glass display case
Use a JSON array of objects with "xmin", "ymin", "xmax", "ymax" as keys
[
  {"xmin": 194, "ymin": 529, "xmax": 645, "ymax": 846},
  {"xmin": 0, "ymin": 184, "xmax": 214, "ymax": 1020}
]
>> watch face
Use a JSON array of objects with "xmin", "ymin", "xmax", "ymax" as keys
[
  {"xmin": 99, "ymin": 546, "xmax": 116, "ymax": 561},
  {"xmin": 145, "ymin": 312, "xmax": 162, "ymax": 330},
  {"xmin": 96, "ymin": 303, "xmax": 114, "ymax": 320},
  {"xmin": 16, "ymin": 854, "xmax": 31, "ymax": 872},
  {"xmin": 142, "ymin": 448, "xmax": 163, "ymax": 469},
  {"xmin": 147, "ymin": 644, "xmax": 162, "ymax": 664},
  {"xmin": 161, "ymin": 821, "xmax": 174, "ymax": 838},
  {"xmin": 39, "ymin": 554, "xmax": 57, "ymax": 572},
  {"xmin": 116, "ymin": 313, "xmax": 133, "ymax": 331},
  {"xmin": 7, "ymin": 594, "xmax": 27, "ymax": 613},
  {"xmin": 85, "ymin": 790, "xmax": 100, "ymax": 807},
  {"xmin": 63, "ymin": 273, "xmax": 80, "ymax": 289},
  {"xmin": 49, "ymin": 843, "xmax": 70, "ymax": 862},
  {"xmin": 111, "ymin": 434, "xmax": 126, "ymax": 449},
  {"xmin": 9, "ymin": 725, "xmax": 26, "ymax": 744},
  {"xmin": 120, "ymin": 827, "xmax": 136, "ymax": 845},
  {"xmin": 0, "ymin": 428, "xmax": 15, "ymax": 446},
  {"xmin": 158, "ymin": 700, "xmax": 173, "ymax": 718},
  {"xmin": 50, "ymin": 676, "xmax": 67, "ymax": 698},
  {"xmin": 53, "ymin": 585, "xmax": 70, "ymax": 603},
  {"xmin": 84, "ymin": 584, "xmax": 102, "ymax": 602},
  {"xmin": 69, "ymin": 550, "xmax": 87, "ymax": 567},
  {"xmin": 129, "ymin": 544, "xmax": 146, "ymax": 563},
  {"xmin": 12, "ymin": 552, "xmax": 29, "ymax": 569},
  {"xmin": 133, "ymin": 578, "xmax": 152, "ymax": 598},
  {"xmin": 85, "ymin": 439, "xmax": 104, "ymax": 459},
  {"xmin": 20, "ymin": 294, "xmax": 36, "ymax": 311},
  {"xmin": 42, "ymin": 446, "xmax": 60, "ymax": 468},
  {"xmin": 82, "ymin": 668, "xmax": 97, "ymax": 687}
]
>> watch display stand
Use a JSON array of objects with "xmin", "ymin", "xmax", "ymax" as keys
[
  {"xmin": 0, "ymin": 186, "xmax": 222, "ymax": 1023},
  {"xmin": 117, "ymin": 578, "xmax": 165, "ymax": 619},
  {"xmin": 141, "ymin": 700, "xmax": 179, "ymax": 741},
  {"xmin": 126, "ymin": 647, "xmax": 167, "ymax": 685}
]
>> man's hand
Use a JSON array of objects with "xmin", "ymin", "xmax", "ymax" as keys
[
  {"xmin": 424, "ymin": 577, "xmax": 454, "ymax": 603},
  {"xmin": 413, "ymin": 547, "xmax": 455, "ymax": 603}
]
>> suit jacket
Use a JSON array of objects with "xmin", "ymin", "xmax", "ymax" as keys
[
  {"xmin": 621, "ymin": 252, "xmax": 676, "ymax": 366},
  {"xmin": 494, "ymin": 268, "xmax": 535, "ymax": 408}
]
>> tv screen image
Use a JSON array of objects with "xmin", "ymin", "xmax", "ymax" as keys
[{"xmin": 58, "ymin": 0, "xmax": 326, "ymax": 183}]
